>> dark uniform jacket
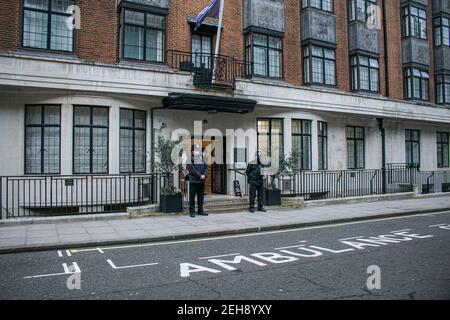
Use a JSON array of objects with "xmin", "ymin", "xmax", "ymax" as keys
[
  {"xmin": 245, "ymin": 161, "xmax": 263, "ymax": 186},
  {"xmin": 186, "ymin": 157, "xmax": 208, "ymax": 184}
]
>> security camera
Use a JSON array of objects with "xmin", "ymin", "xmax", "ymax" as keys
[{"xmin": 160, "ymin": 121, "xmax": 167, "ymax": 129}]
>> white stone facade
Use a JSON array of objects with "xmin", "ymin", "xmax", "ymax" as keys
[{"xmin": 0, "ymin": 53, "xmax": 449, "ymax": 196}]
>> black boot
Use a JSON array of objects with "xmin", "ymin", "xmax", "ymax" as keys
[
  {"xmin": 249, "ymin": 207, "xmax": 255, "ymax": 213},
  {"xmin": 257, "ymin": 207, "xmax": 267, "ymax": 212}
]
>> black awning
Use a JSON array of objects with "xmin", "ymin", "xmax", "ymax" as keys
[{"xmin": 162, "ymin": 93, "xmax": 256, "ymax": 114}]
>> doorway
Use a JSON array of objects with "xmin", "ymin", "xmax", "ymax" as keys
[{"xmin": 202, "ymin": 136, "xmax": 227, "ymax": 195}]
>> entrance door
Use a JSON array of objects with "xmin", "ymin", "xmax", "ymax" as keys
[{"xmin": 202, "ymin": 137, "xmax": 227, "ymax": 195}]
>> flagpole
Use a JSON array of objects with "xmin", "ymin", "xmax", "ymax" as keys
[{"xmin": 212, "ymin": 0, "xmax": 224, "ymax": 82}]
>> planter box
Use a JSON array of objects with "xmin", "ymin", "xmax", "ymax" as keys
[
  {"xmin": 160, "ymin": 194, "xmax": 183, "ymax": 213},
  {"xmin": 264, "ymin": 188, "xmax": 281, "ymax": 206}
]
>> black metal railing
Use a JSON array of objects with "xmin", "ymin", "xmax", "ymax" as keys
[
  {"xmin": 0, "ymin": 173, "xmax": 173, "ymax": 219},
  {"xmin": 166, "ymin": 50, "xmax": 250, "ymax": 87},
  {"xmin": 261, "ymin": 166, "xmax": 450, "ymax": 201},
  {"xmin": 2, "ymin": 167, "xmax": 449, "ymax": 219}
]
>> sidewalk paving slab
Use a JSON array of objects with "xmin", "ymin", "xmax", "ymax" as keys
[{"xmin": 0, "ymin": 195, "xmax": 450, "ymax": 253}]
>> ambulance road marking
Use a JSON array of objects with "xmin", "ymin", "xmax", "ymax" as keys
[
  {"xmin": 69, "ymin": 210, "xmax": 450, "ymax": 254},
  {"xmin": 199, "ymin": 253, "xmax": 241, "ymax": 260}
]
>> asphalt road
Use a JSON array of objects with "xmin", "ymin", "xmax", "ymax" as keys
[{"xmin": 0, "ymin": 211, "xmax": 449, "ymax": 300}]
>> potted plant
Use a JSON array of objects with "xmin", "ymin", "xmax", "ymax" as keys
[
  {"xmin": 154, "ymin": 135, "xmax": 183, "ymax": 213},
  {"xmin": 262, "ymin": 150, "xmax": 300, "ymax": 206}
]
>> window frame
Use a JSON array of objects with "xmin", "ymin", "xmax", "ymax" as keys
[
  {"xmin": 434, "ymin": 16, "xmax": 450, "ymax": 47},
  {"xmin": 291, "ymin": 119, "xmax": 312, "ymax": 171},
  {"xmin": 245, "ymin": 32, "xmax": 284, "ymax": 79},
  {"xmin": 346, "ymin": 126, "xmax": 365, "ymax": 170},
  {"xmin": 350, "ymin": 54, "xmax": 380, "ymax": 93},
  {"xmin": 24, "ymin": 104, "xmax": 61, "ymax": 175},
  {"xmin": 318, "ymin": 121, "xmax": 328, "ymax": 170},
  {"xmin": 21, "ymin": 0, "xmax": 75, "ymax": 53},
  {"xmin": 121, "ymin": 7, "xmax": 166, "ymax": 64},
  {"xmin": 436, "ymin": 74, "xmax": 450, "ymax": 105},
  {"xmin": 349, "ymin": 0, "xmax": 377, "ymax": 23},
  {"xmin": 191, "ymin": 33, "xmax": 213, "ymax": 69},
  {"xmin": 303, "ymin": 44, "xmax": 337, "ymax": 87},
  {"xmin": 256, "ymin": 118, "xmax": 285, "ymax": 161},
  {"xmin": 437, "ymin": 131, "xmax": 449, "ymax": 169},
  {"xmin": 402, "ymin": 4, "xmax": 428, "ymax": 40},
  {"xmin": 404, "ymin": 67, "xmax": 430, "ymax": 101},
  {"xmin": 302, "ymin": 0, "xmax": 334, "ymax": 13},
  {"xmin": 72, "ymin": 105, "xmax": 110, "ymax": 175},
  {"xmin": 119, "ymin": 108, "xmax": 147, "ymax": 174},
  {"xmin": 405, "ymin": 129, "xmax": 421, "ymax": 167}
]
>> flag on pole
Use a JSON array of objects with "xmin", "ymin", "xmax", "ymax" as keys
[{"xmin": 194, "ymin": 0, "xmax": 222, "ymax": 31}]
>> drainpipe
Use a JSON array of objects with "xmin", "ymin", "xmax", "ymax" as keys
[
  {"xmin": 377, "ymin": 118, "xmax": 387, "ymax": 194},
  {"xmin": 382, "ymin": 0, "xmax": 390, "ymax": 97},
  {"xmin": 150, "ymin": 106, "xmax": 165, "ymax": 173}
]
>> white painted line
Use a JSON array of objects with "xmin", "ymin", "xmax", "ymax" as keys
[
  {"xmin": 57, "ymin": 250, "xmax": 63, "ymax": 257},
  {"xmin": 428, "ymin": 224, "xmax": 447, "ymax": 228},
  {"xmin": 72, "ymin": 210, "xmax": 450, "ymax": 253},
  {"xmin": 97, "ymin": 248, "xmax": 104, "ymax": 254},
  {"xmin": 65, "ymin": 250, "xmax": 72, "ymax": 257},
  {"xmin": 24, "ymin": 271, "xmax": 71, "ymax": 279},
  {"xmin": 390, "ymin": 229, "xmax": 412, "ymax": 233},
  {"xmin": 106, "ymin": 259, "xmax": 158, "ymax": 270},
  {"xmin": 274, "ymin": 245, "xmax": 305, "ymax": 250},
  {"xmin": 338, "ymin": 236, "xmax": 363, "ymax": 241},
  {"xmin": 24, "ymin": 262, "xmax": 80, "ymax": 279},
  {"xmin": 199, "ymin": 253, "xmax": 240, "ymax": 260}
]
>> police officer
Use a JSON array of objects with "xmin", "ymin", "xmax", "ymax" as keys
[
  {"xmin": 186, "ymin": 144, "xmax": 208, "ymax": 218},
  {"xmin": 245, "ymin": 151, "xmax": 267, "ymax": 213}
]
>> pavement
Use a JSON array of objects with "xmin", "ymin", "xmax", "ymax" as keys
[{"xmin": 1, "ymin": 195, "xmax": 450, "ymax": 254}]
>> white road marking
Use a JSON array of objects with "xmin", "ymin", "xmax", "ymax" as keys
[
  {"xmin": 429, "ymin": 224, "xmax": 447, "ymax": 227},
  {"xmin": 57, "ymin": 250, "xmax": 63, "ymax": 257},
  {"xmin": 274, "ymin": 245, "xmax": 306, "ymax": 250},
  {"xmin": 24, "ymin": 262, "xmax": 80, "ymax": 279},
  {"xmin": 199, "ymin": 253, "xmax": 240, "ymax": 260},
  {"xmin": 71, "ymin": 210, "xmax": 450, "ymax": 253},
  {"xmin": 106, "ymin": 259, "xmax": 158, "ymax": 270},
  {"xmin": 97, "ymin": 248, "xmax": 104, "ymax": 254},
  {"xmin": 390, "ymin": 229, "xmax": 412, "ymax": 233},
  {"xmin": 338, "ymin": 236, "xmax": 363, "ymax": 241},
  {"xmin": 65, "ymin": 250, "xmax": 72, "ymax": 257}
]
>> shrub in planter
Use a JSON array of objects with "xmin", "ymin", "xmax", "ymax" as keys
[
  {"xmin": 154, "ymin": 135, "xmax": 184, "ymax": 213},
  {"xmin": 264, "ymin": 186, "xmax": 281, "ymax": 206},
  {"xmin": 160, "ymin": 186, "xmax": 183, "ymax": 213}
]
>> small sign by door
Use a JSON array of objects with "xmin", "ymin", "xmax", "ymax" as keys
[{"xmin": 233, "ymin": 180, "xmax": 242, "ymax": 197}]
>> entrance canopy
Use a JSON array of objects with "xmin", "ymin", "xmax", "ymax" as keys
[{"xmin": 162, "ymin": 93, "xmax": 256, "ymax": 114}]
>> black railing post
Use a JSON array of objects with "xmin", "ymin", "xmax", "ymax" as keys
[{"xmin": 0, "ymin": 177, "xmax": 2, "ymax": 220}]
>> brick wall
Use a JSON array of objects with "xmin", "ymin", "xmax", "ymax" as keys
[
  {"xmin": 336, "ymin": 0, "xmax": 350, "ymax": 92},
  {"xmin": 0, "ymin": 0, "xmax": 442, "ymax": 105},
  {"xmin": 284, "ymin": 0, "xmax": 302, "ymax": 86},
  {"xmin": 0, "ymin": 0, "xmax": 20, "ymax": 52},
  {"xmin": 427, "ymin": 0, "xmax": 435, "ymax": 103},
  {"xmin": 384, "ymin": 0, "xmax": 404, "ymax": 100},
  {"xmin": 76, "ymin": 0, "xmax": 118, "ymax": 63},
  {"xmin": 167, "ymin": 0, "xmax": 243, "ymax": 60}
]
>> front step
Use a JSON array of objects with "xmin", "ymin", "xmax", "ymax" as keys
[{"xmin": 183, "ymin": 195, "xmax": 250, "ymax": 214}]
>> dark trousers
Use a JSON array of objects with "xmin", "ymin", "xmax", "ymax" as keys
[
  {"xmin": 189, "ymin": 183, "xmax": 205, "ymax": 214},
  {"xmin": 249, "ymin": 183, "xmax": 264, "ymax": 209}
]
